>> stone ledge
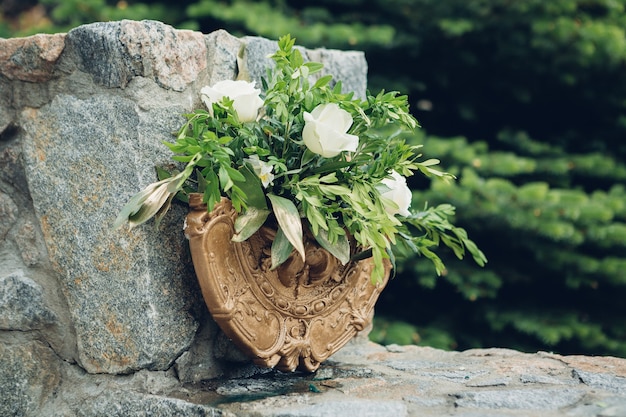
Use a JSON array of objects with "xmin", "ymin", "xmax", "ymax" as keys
[
  {"xmin": 213, "ymin": 342, "xmax": 626, "ymax": 416},
  {"xmin": 7, "ymin": 341, "xmax": 624, "ymax": 416}
]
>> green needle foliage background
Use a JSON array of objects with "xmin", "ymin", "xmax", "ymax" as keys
[{"xmin": 4, "ymin": 0, "xmax": 626, "ymax": 357}]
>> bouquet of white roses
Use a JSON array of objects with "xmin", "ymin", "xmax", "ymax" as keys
[{"xmin": 115, "ymin": 35, "xmax": 486, "ymax": 284}]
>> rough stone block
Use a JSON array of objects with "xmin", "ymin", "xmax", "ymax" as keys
[
  {"xmin": 19, "ymin": 93, "xmax": 201, "ymax": 374},
  {"xmin": 0, "ymin": 341, "xmax": 61, "ymax": 417},
  {"xmin": 72, "ymin": 390, "xmax": 231, "ymax": 417},
  {"xmin": 65, "ymin": 20, "xmax": 207, "ymax": 91},
  {"xmin": 0, "ymin": 269, "xmax": 56, "ymax": 330}
]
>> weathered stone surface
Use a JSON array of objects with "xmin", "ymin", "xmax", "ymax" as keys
[
  {"xmin": 0, "ymin": 191, "xmax": 17, "ymax": 240},
  {"xmin": 66, "ymin": 20, "xmax": 207, "ymax": 91},
  {"xmin": 242, "ymin": 35, "xmax": 367, "ymax": 100},
  {"xmin": 205, "ymin": 30, "xmax": 241, "ymax": 83},
  {"xmin": 214, "ymin": 343, "xmax": 626, "ymax": 417},
  {"xmin": 174, "ymin": 317, "xmax": 261, "ymax": 383},
  {"xmin": 0, "ymin": 341, "xmax": 61, "ymax": 417},
  {"xmin": 573, "ymin": 369, "xmax": 626, "ymax": 394},
  {"xmin": 452, "ymin": 387, "xmax": 585, "ymax": 409},
  {"xmin": 12, "ymin": 219, "xmax": 44, "ymax": 266},
  {"xmin": 307, "ymin": 48, "xmax": 368, "ymax": 99},
  {"xmin": 72, "ymin": 391, "xmax": 231, "ymax": 417},
  {"xmin": 265, "ymin": 399, "xmax": 407, "ymax": 417},
  {"xmin": 0, "ymin": 269, "xmax": 56, "ymax": 330},
  {"xmin": 19, "ymin": 93, "xmax": 200, "ymax": 374},
  {"xmin": 0, "ymin": 19, "xmax": 369, "ymax": 377},
  {"xmin": 0, "ymin": 33, "xmax": 66, "ymax": 82}
]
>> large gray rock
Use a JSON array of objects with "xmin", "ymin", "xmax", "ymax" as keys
[{"xmin": 19, "ymin": 92, "xmax": 200, "ymax": 374}]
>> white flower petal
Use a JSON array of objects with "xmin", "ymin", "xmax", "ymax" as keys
[
  {"xmin": 378, "ymin": 171, "xmax": 412, "ymax": 216},
  {"xmin": 302, "ymin": 103, "xmax": 359, "ymax": 158},
  {"xmin": 200, "ymin": 80, "xmax": 263, "ymax": 122}
]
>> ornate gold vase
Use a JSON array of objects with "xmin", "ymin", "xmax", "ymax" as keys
[{"xmin": 184, "ymin": 194, "xmax": 390, "ymax": 372}]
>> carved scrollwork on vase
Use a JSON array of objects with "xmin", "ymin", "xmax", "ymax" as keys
[{"xmin": 185, "ymin": 194, "xmax": 390, "ymax": 372}]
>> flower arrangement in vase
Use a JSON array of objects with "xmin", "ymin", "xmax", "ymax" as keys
[{"xmin": 115, "ymin": 35, "xmax": 486, "ymax": 371}]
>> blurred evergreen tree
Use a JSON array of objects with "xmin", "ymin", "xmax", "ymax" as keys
[{"xmin": 3, "ymin": 0, "xmax": 626, "ymax": 357}]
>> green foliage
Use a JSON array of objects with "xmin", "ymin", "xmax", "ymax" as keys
[
  {"xmin": 370, "ymin": 316, "xmax": 457, "ymax": 350},
  {"xmin": 1, "ymin": 0, "xmax": 187, "ymax": 37},
  {"xmin": 186, "ymin": 0, "xmax": 394, "ymax": 47},
  {"xmin": 390, "ymin": 131, "xmax": 626, "ymax": 356},
  {"xmin": 116, "ymin": 35, "xmax": 484, "ymax": 284}
]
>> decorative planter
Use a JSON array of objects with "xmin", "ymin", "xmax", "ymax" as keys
[{"xmin": 184, "ymin": 194, "xmax": 390, "ymax": 372}]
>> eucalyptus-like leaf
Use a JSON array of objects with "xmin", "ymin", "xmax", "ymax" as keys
[
  {"xmin": 271, "ymin": 227, "xmax": 294, "ymax": 270},
  {"xmin": 314, "ymin": 228, "xmax": 351, "ymax": 265},
  {"xmin": 232, "ymin": 207, "xmax": 271, "ymax": 242},
  {"xmin": 127, "ymin": 185, "xmax": 173, "ymax": 229},
  {"xmin": 267, "ymin": 194, "xmax": 305, "ymax": 261}
]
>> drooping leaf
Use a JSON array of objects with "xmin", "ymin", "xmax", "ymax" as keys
[
  {"xmin": 271, "ymin": 226, "xmax": 294, "ymax": 270},
  {"xmin": 232, "ymin": 207, "xmax": 271, "ymax": 242},
  {"xmin": 154, "ymin": 192, "xmax": 176, "ymax": 229},
  {"xmin": 113, "ymin": 172, "xmax": 188, "ymax": 230},
  {"xmin": 267, "ymin": 193, "xmax": 305, "ymax": 261}
]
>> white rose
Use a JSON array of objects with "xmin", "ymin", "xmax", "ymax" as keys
[
  {"xmin": 302, "ymin": 103, "xmax": 359, "ymax": 158},
  {"xmin": 200, "ymin": 80, "xmax": 264, "ymax": 122},
  {"xmin": 377, "ymin": 171, "xmax": 412, "ymax": 217}
]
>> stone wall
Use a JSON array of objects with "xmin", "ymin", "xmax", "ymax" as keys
[
  {"xmin": 0, "ymin": 21, "xmax": 367, "ymax": 416},
  {"xmin": 2, "ymin": 20, "xmax": 626, "ymax": 417}
]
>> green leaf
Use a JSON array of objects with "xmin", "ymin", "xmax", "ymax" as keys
[
  {"xmin": 271, "ymin": 227, "xmax": 294, "ymax": 270},
  {"xmin": 386, "ymin": 247, "xmax": 397, "ymax": 280},
  {"xmin": 224, "ymin": 165, "xmax": 246, "ymax": 182},
  {"xmin": 156, "ymin": 166, "xmax": 172, "ymax": 181},
  {"xmin": 291, "ymin": 48, "xmax": 304, "ymax": 67},
  {"xmin": 218, "ymin": 165, "xmax": 234, "ymax": 191},
  {"xmin": 196, "ymin": 169, "xmax": 208, "ymax": 194},
  {"xmin": 314, "ymin": 229, "xmax": 351, "ymax": 265},
  {"xmin": 300, "ymin": 149, "xmax": 317, "ymax": 168},
  {"xmin": 232, "ymin": 207, "xmax": 271, "ymax": 242},
  {"xmin": 312, "ymin": 74, "xmax": 333, "ymax": 89},
  {"xmin": 234, "ymin": 164, "xmax": 269, "ymax": 210},
  {"xmin": 310, "ymin": 161, "xmax": 352, "ymax": 175},
  {"xmin": 304, "ymin": 61, "xmax": 324, "ymax": 74},
  {"xmin": 268, "ymin": 194, "xmax": 305, "ymax": 261}
]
